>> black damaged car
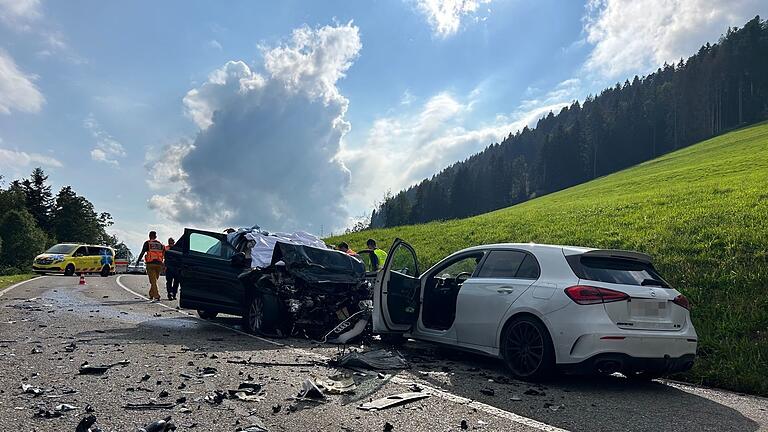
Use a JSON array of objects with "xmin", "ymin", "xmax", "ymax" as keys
[{"xmin": 165, "ymin": 228, "xmax": 375, "ymax": 338}]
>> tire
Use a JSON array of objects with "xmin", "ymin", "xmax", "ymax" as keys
[
  {"xmin": 197, "ymin": 310, "xmax": 218, "ymax": 320},
  {"xmin": 244, "ymin": 292, "xmax": 284, "ymax": 337},
  {"xmin": 380, "ymin": 333, "xmax": 406, "ymax": 345},
  {"xmin": 500, "ymin": 315, "xmax": 555, "ymax": 381},
  {"xmin": 64, "ymin": 264, "xmax": 75, "ymax": 276},
  {"xmin": 100, "ymin": 265, "xmax": 110, "ymax": 277}
]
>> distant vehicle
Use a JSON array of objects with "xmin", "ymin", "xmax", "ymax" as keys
[
  {"xmin": 166, "ymin": 228, "xmax": 377, "ymax": 338},
  {"xmin": 114, "ymin": 258, "xmax": 130, "ymax": 274},
  {"xmin": 32, "ymin": 243, "xmax": 115, "ymax": 277},
  {"xmin": 126, "ymin": 260, "xmax": 147, "ymax": 274},
  {"xmin": 374, "ymin": 239, "xmax": 697, "ymax": 381}
]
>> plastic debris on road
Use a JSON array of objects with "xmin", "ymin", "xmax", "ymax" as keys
[
  {"xmin": 139, "ymin": 415, "xmax": 177, "ymax": 432},
  {"xmin": 357, "ymin": 392, "xmax": 430, "ymax": 411},
  {"xmin": 315, "ymin": 373, "xmax": 356, "ymax": 394},
  {"xmin": 332, "ymin": 349, "xmax": 409, "ymax": 370}
]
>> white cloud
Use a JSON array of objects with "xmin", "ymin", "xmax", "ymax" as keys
[
  {"xmin": 150, "ymin": 22, "xmax": 362, "ymax": 233},
  {"xmin": 144, "ymin": 140, "xmax": 195, "ymax": 190},
  {"xmin": 340, "ymin": 80, "xmax": 579, "ymax": 211},
  {"xmin": 84, "ymin": 114, "xmax": 126, "ymax": 165},
  {"xmin": 0, "ymin": 0, "xmax": 40, "ymax": 29},
  {"xmin": 413, "ymin": 0, "xmax": 492, "ymax": 38},
  {"xmin": 583, "ymin": 0, "xmax": 768, "ymax": 79},
  {"xmin": 0, "ymin": 49, "xmax": 44, "ymax": 114},
  {"xmin": 207, "ymin": 39, "xmax": 223, "ymax": 51},
  {"xmin": 0, "ymin": 147, "xmax": 62, "ymax": 169}
]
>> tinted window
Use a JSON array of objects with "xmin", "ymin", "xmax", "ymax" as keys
[
  {"xmin": 190, "ymin": 233, "xmax": 222, "ymax": 257},
  {"xmin": 88, "ymin": 247, "xmax": 108, "ymax": 256},
  {"xmin": 516, "ymin": 254, "xmax": 541, "ymax": 279},
  {"xmin": 476, "ymin": 250, "xmax": 526, "ymax": 278},
  {"xmin": 569, "ymin": 256, "xmax": 669, "ymax": 287},
  {"xmin": 73, "ymin": 246, "xmax": 87, "ymax": 257}
]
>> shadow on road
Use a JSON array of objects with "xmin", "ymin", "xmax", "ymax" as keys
[{"xmin": 393, "ymin": 342, "xmax": 758, "ymax": 432}]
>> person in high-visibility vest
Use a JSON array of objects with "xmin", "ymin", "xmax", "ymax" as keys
[
  {"xmin": 367, "ymin": 238, "xmax": 388, "ymax": 271},
  {"xmin": 135, "ymin": 231, "xmax": 164, "ymax": 301},
  {"xmin": 164, "ymin": 238, "xmax": 179, "ymax": 300}
]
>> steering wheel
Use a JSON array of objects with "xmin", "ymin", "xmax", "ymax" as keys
[{"xmin": 455, "ymin": 272, "xmax": 473, "ymax": 284}]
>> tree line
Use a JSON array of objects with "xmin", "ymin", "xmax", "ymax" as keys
[
  {"xmin": 372, "ymin": 16, "xmax": 768, "ymax": 228},
  {"xmin": 0, "ymin": 168, "xmax": 130, "ymax": 274}
]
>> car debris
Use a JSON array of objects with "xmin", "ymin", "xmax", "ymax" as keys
[
  {"xmin": 139, "ymin": 416, "xmax": 177, "ymax": 432},
  {"xmin": 21, "ymin": 383, "xmax": 44, "ymax": 396},
  {"xmin": 204, "ymin": 390, "xmax": 228, "ymax": 405},
  {"xmin": 314, "ymin": 373, "xmax": 356, "ymax": 394},
  {"xmin": 331, "ymin": 348, "xmax": 409, "ymax": 370},
  {"xmin": 75, "ymin": 414, "xmax": 99, "ymax": 432},
  {"xmin": 296, "ymin": 379, "xmax": 326, "ymax": 400},
  {"xmin": 34, "ymin": 407, "xmax": 62, "ymax": 418},
  {"xmin": 383, "ymin": 422, "xmax": 394, "ymax": 431},
  {"xmin": 78, "ymin": 360, "xmax": 130, "ymax": 375},
  {"xmin": 54, "ymin": 403, "xmax": 78, "ymax": 412},
  {"xmin": 124, "ymin": 401, "xmax": 177, "ymax": 410},
  {"xmin": 357, "ymin": 392, "xmax": 430, "ymax": 411},
  {"xmin": 226, "ymin": 359, "xmax": 320, "ymax": 367},
  {"xmin": 237, "ymin": 423, "xmax": 268, "ymax": 432}
]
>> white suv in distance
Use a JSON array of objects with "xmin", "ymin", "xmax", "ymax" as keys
[{"xmin": 373, "ymin": 239, "xmax": 697, "ymax": 380}]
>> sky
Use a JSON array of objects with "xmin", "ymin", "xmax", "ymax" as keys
[{"xmin": 0, "ymin": 0, "xmax": 766, "ymax": 254}]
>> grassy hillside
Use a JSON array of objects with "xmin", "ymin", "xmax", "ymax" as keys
[{"xmin": 330, "ymin": 121, "xmax": 768, "ymax": 395}]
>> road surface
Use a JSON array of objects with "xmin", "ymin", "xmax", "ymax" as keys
[{"xmin": 1, "ymin": 275, "xmax": 766, "ymax": 431}]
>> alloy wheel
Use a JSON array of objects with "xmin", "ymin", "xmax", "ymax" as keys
[
  {"xmin": 504, "ymin": 321, "xmax": 545, "ymax": 377},
  {"xmin": 249, "ymin": 296, "xmax": 264, "ymax": 333}
]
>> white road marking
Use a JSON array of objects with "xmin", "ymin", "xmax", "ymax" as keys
[
  {"xmin": 116, "ymin": 275, "xmax": 568, "ymax": 432},
  {"xmin": 0, "ymin": 276, "xmax": 46, "ymax": 299}
]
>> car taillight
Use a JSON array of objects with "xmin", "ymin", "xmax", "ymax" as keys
[
  {"xmin": 672, "ymin": 294, "xmax": 690, "ymax": 310},
  {"xmin": 564, "ymin": 285, "xmax": 629, "ymax": 305}
]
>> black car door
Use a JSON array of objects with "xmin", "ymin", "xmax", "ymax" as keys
[{"xmin": 174, "ymin": 228, "xmax": 246, "ymax": 315}]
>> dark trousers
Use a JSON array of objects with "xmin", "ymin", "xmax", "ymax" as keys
[{"xmin": 165, "ymin": 268, "xmax": 180, "ymax": 295}]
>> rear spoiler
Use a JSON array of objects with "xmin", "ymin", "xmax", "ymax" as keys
[{"xmin": 581, "ymin": 249, "xmax": 653, "ymax": 264}]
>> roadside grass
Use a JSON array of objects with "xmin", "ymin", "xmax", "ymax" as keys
[
  {"xmin": 330, "ymin": 121, "xmax": 768, "ymax": 396},
  {"xmin": 0, "ymin": 274, "xmax": 37, "ymax": 290}
]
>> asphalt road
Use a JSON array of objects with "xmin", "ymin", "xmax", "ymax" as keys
[{"xmin": 1, "ymin": 275, "xmax": 766, "ymax": 432}]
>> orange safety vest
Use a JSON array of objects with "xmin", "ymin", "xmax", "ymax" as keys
[{"xmin": 145, "ymin": 239, "xmax": 165, "ymax": 263}]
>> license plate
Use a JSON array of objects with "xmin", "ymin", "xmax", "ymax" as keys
[{"xmin": 631, "ymin": 300, "xmax": 667, "ymax": 317}]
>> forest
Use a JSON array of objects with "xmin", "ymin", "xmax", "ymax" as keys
[
  {"xmin": 371, "ymin": 17, "xmax": 768, "ymax": 228},
  {"xmin": 0, "ymin": 168, "xmax": 129, "ymax": 274}
]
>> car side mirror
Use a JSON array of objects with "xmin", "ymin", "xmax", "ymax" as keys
[{"xmin": 231, "ymin": 252, "xmax": 249, "ymax": 267}]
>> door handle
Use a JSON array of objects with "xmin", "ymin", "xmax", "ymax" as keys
[{"xmin": 497, "ymin": 288, "xmax": 515, "ymax": 294}]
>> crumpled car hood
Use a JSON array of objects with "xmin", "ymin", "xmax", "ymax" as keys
[{"xmin": 269, "ymin": 242, "xmax": 365, "ymax": 284}]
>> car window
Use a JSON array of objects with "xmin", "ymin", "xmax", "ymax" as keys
[
  {"xmin": 476, "ymin": 250, "xmax": 527, "ymax": 278},
  {"xmin": 516, "ymin": 254, "xmax": 541, "ymax": 279},
  {"xmin": 436, "ymin": 253, "xmax": 484, "ymax": 278},
  {"xmin": 568, "ymin": 256, "xmax": 669, "ymax": 287},
  {"xmin": 46, "ymin": 244, "xmax": 76, "ymax": 254},
  {"xmin": 190, "ymin": 233, "xmax": 223, "ymax": 257},
  {"xmin": 73, "ymin": 246, "xmax": 87, "ymax": 257},
  {"xmin": 389, "ymin": 243, "xmax": 418, "ymax": 277},
  {"xmin": 87, "ymin": 247, "xmax": 103, "ymax": 256}
]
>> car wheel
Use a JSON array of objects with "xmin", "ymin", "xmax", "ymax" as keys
[
  {"xmin": 100, "ymin": 265, "xmax": 110, "ymax": 277},
  {"xmin": 197, "ymin": 310, "xmax": 218, "ymax": 320},
  {"xmin": 245, "ymin": 293, "xmax": 283, "ymax": 337},
  {"xmin": 64, "ymin": 264, "xmax": 75, "ymax": 276},
  {"xmin": 501, "ymin": 315, "xmax": 555, "ymax": 381}
]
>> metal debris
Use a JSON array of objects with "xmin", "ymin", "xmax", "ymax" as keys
[
  {"xmin": 21, "ymin": 383, "xmax": 44, "ymax": 396},
  {"xmin": 139, "ymin": 416, "xmax": 177, "ymax": 432},
  {"xmin": 78, "ymin": 360, "xmax": 130, "ymax": 375},
  {"xmin": 297, "ymin": 379, "xmax": 325, "ymax": 400},
  {"xmin": 75, "ymin": 414, "xmax": 98, "ymax": 432},
  {"xmin": 315, "ymin": 373, "xmax": 356, "ymax": 394},
  {"xmin": 357, "ymin": 392, "xmax": 430, "ymax": 411},
  {"xmin": 124, "ymin": 402, "xmax": 177, "ymax": 410}
]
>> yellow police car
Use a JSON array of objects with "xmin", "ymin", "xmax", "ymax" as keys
[{"xmin": 32, "ymin": 243, "xmax": 115, "ymax": 277}]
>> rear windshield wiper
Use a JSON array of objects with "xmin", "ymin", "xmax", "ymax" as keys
[{"xmin": 641, "ymin": 278, "xmax": 668, "ymax": 287}]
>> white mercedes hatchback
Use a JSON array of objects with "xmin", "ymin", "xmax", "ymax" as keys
[{"xmin": 373, "ymin": 239, "xmax": 697, "ymax": 380}]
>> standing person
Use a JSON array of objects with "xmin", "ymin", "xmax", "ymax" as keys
[
  {"xmin": 366, "ymin": 238, "xmax": 388, "ymax": 271},
  {"xmin": 135, "ymin": 231, "xmax": 164, "ymax": 301},
  {"xmin": 164, "ymin": 238, "xmax": 180, "ymax": 300}
]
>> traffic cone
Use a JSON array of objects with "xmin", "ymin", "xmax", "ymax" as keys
[{"xmin": 78, "ymin": 274, "xmax": 86, "ymax": 285}]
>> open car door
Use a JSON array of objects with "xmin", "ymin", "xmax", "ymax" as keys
[
  {"xmin": 172, "ymin": 228, "xmax": 248, "ymax": 315},
  {"xmin": 373, "ymin": 238, "xmax": 421, "ymax": 334}
]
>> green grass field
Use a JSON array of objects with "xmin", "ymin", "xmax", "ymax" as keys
[
  {"xmin": 0, "ymin": 274, "xmax": 36, "ymax": 290},
  {"xmin": 330, "ymin": 121, "xmax": 768, "ymax": 395}
]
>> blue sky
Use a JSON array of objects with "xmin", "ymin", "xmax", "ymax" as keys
[{"xmin": 1, "ymin": 0, "xmax": 765, "ymax": 253}]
